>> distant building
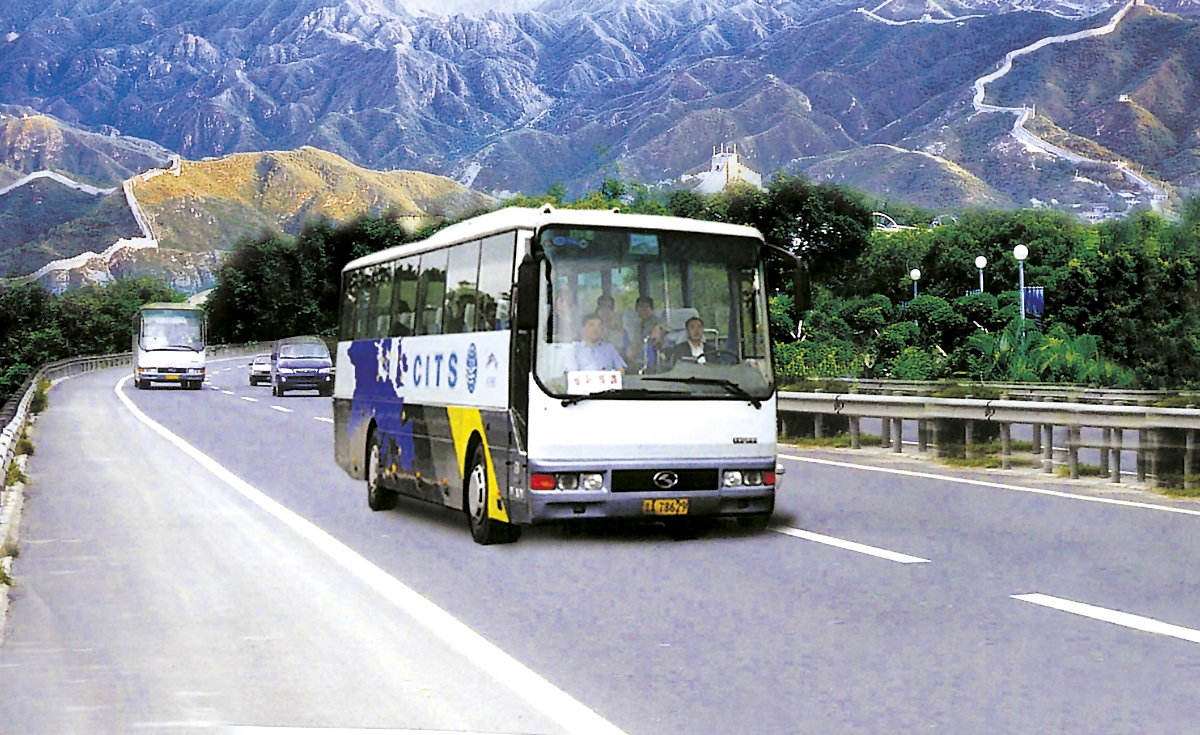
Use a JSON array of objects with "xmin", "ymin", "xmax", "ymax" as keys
[{"xmin": 690, "ymin": 143, "xmax": 763, "ymax": 194}]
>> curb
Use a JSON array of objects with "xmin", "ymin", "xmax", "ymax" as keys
[{"xmin": 0, "ymin": 455, "xmax": 27, "ymax": 647}]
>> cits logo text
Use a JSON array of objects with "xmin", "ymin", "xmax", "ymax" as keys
[{"xmin": 466, "ymin": 343, "xmax": 478, "ymax": 394}]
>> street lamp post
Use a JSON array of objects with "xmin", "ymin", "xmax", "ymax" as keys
[
  {"xmin": 1013, "ymin": 243, "xmax": 1029, "ymax": 328},
  {"xmin": 975, "ymin": 256, "xmax": 987, "ymax": 294},
  {"xmin": 910, "ymin": 268, "xmax": 921, "ymax": 299}
]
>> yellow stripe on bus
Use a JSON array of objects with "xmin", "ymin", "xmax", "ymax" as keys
[{"xmin": 446, "ymin": 406, "xmax": 511, "ymax": 524}]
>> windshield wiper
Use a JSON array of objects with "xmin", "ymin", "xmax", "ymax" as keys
[
  {"xmin": 641, "ymin": 376, "xmax": 762, "ymax": 408},
  {"xmin": 561, "ymin": 388, "xmax": 671, "ymax": 407}
]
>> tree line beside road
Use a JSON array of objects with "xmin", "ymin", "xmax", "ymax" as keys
[
  {"xmin": 0, "ymin": 277, "xmax": 182, "ymax": 407},
  {"xmin": 3, "ymin": 177, "xmax": 1200, "ymax": 410}
]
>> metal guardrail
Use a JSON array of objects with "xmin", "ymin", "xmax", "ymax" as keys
[
  {"xmin": 778, "ymin": 391, "xmax": 1200, "ymax": 488},
  {"xmin": 794, "ymin": 379, "xmax": 1180, "ymax": 405}
]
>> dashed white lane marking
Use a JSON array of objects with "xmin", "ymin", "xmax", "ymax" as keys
[
  {"xmin": 314, "ymin": 417, "xmax": 334, "ymax": 424},
  {"xmin": 778, "ymin": 454, "xmax": 1200, "ymax": 518},
  {"xmin": 115, "ymin": 375, "xmax": 626, "ymax": 735},
  {"xmin": 1013, "ymin": 593, "xmax": 1200, "ymax": 644},
  {"xmin": 222, "ymin": 391, "xmax": 235, "ymax": 395},
  {"xmin": 770, "ymin": 526, "xmax": 929, "ymax": 564},
  {"xmin": 270, "ymin": 406, "xmax": 293, "ymax": 413},
  {"xmin": 240, "ymin": 397, "xmax": 258, "ymax": 403}
]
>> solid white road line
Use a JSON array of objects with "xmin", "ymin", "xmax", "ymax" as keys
[
  {"xmin": 114, "ymin": 375, "xmax": 627, "ymax": 735},
  {"xmin": 778, "ymin": 454, "xmax": 1200, "ymax": 518},
  {"xmin": 269, "ymin": 406, "xmax": 293, "ymax": 413},
  {"xmin": 227, "ymin": 729, "xmax": 527, "ymax": 734},
  {"xmin": 1012, "ymin": 593, "xmax": 1200, "ymax": 644},
  {"xmin": 770, "ymin": 525, "xmax": 929, "ymax": 564}
]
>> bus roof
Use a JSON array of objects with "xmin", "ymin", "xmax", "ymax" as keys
[{"xmin": 342, "ymin": 206, "xmax": 766, "ymax": 274}]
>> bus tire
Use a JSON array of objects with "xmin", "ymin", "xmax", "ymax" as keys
[
  {"xmin": 366, "ymin": 430, "xmax": 398, "ymax": 512},
  {"xmin": 464, "ymin": 443, "xmax": 520, "ymax": 545}
]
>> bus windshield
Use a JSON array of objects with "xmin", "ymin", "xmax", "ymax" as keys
[
  {"xmin": 140, "ymin": 309, "xmax": 205, "ymax": 351},
  {"xmin": 535, "ymin": 226, "xmax": 774, "ymax": 401}
]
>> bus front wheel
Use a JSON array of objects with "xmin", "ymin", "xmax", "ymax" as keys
[
  {"xmin": 464, "ymin": 443, "xmax": 520, "ymax": 545},
  {"xmin": 366, "ymin": 430, "xmax": 399, "ymax": 512}
]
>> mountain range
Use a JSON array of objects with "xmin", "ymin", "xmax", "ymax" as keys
[{"xmin": 1, "ymin": 0, "xmax": 1200, "ymax": 286}]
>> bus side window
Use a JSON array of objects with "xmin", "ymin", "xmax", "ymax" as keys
[
  {"xmin": 391, "ymin": 256, "xmax": 419, "ymax": 337},
  {"xmin": 367, "ymin": 263, "xmax": 395, "ymax": 339},
  {"xmin": 442, "ymin": 239, "xmax": 481, "ymax": 335},
  {"xmin": 415, "ymin": 249, "xmax": 448, "ymax": 335},
  {"xmin": 477, "ymin": 232, "xmax": 517, "ymax": 331}
]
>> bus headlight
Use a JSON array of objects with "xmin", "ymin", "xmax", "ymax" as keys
[
  {"xmin": 556, "ymin": 473, "xmax": 579, "ymax": 490},
  {"xmin": 582, "ymin": 473, "xmax": 605, "ymax": 491},
  {"xmin": 744, "ymin": 470, "xmax": 764, "ymax": 486},
  {"xmin": 723, "ymin": 470, "xmax": 743, "ymax": 487}
]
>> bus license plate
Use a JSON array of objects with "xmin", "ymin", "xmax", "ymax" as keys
[{"xmin": 643, "ymin": 499, "xmax": 688, "ymax": 516}]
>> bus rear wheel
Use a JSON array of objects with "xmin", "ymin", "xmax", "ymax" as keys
[
  {"xmin": 366, "ymin": 430, "xmax": 398, "ymax": 512},
  {"xmin": 464, "ymin": 443, "xmax": 520, "ymax": 545}
]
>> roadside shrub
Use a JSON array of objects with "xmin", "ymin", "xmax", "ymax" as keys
[
  {"xmin": 29, "ymin": 377, "xmax": 51, "ymax": 414},
  {"xmin": 5, "ymin": 461, "xmax": 27, "ymax": 488}
]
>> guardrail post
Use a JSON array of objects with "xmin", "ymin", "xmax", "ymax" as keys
[
  {"xmin": 1100, "ymin": 400, "xmax": 1113, "ymax": 478},
  {"xmin": 880, "ymin": 409, "xmax": 891, "ymax": 449},
  {"xmin": 964, "ymin": 420, "xmax": 974, "ymax": 459},
  {"xmin": 918, "ymin": 419, "xmax": 928, "ymax": 453},
  {"xmin": 931, "ymin": 420, "xmax": 940, "ymax": 457},
  {"xmin": 1138, "ymin": 430, "xmax": 1147, "ymax": 483},
  {"xmin": 1186, "ymin": 429, "xmax": 1194, "ymax": 491},
  {"xmin": 814, "ymin": 414, "xmax": 825, "ymax": 440},
  {"xmin": 1001, "ymin": 423, "xmax": 1011, "ymax": 469},
  {"xmin": 850, "ymin": 416, "xmax": 861, "ymax": 449},
  {"xmin": 1031, "ymin": 422, "xmax": 1042, "ymax": 454},
  {"xmin": 1150, "ymin": 429, "xmax": 1160, "ymax": 488},
  {"xmin": 1111, "ymin": 428, "xmax": 1123, "ymax": 483},
  {"xmin": 1100, "ymin": 427, "xmax": 1111, "ymax": 478},
  {"xmin": 1043, "ymin": 424, "xmax": 1055, "ymax": 473},
  {"xmin": 892, "ymin": 418, "xmax": 903, "ymax": 453},
  {"xmin": 1068, "ymin": 426, "xmax": 1080, "ymax": 480}
]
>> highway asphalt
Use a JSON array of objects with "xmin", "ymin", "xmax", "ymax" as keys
[{"xmin": 3, "ymin": 358, "xmax": 1200, "ymax": 734}]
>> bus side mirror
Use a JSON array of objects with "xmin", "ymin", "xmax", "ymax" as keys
[
  {"xmin": 514, "ymin": 257, "xmax": 540, "ymax": 331},
  {"xmin": 794, "ymin": 261, "xmax": 812, "ymax": 313}
]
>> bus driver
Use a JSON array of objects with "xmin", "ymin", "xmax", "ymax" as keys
[{"xmin": 663, "ymin": 316, "xmax": 708, "ymax": 364}]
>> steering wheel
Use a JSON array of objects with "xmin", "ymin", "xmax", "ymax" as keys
[{"xmin": 704, "ymin": 350, "xmax": 740, "ymax": 366}]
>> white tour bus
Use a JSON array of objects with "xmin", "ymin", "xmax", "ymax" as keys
[
  {"xmin": 334, "ymin": 206, "xmax": 804, "ymax": 544},
  {"xmin": 132, "ymin": 302, "xmax": 207, "ymax": 390}
]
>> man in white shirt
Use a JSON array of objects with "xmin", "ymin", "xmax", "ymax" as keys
[{"xmin": 564, "ymin": 312, "xmax": 627, "ymax": 373}]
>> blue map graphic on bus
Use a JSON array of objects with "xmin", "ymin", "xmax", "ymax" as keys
[{"xmin": 347, "ymin": 338, "xmax": 416, "ymax": 471}]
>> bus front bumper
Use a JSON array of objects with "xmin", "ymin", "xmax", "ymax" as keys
[
  {"xmin": 507, "ymin": 485, "xmax": 775, "ymax": 525},
  {"xmin": 136, "ymin": 367, "xmax": 205, "ymax": 382}
]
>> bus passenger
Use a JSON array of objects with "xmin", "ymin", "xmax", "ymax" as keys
[
  {"xmin": 564, "ymin": 312, "xmax": 627, "ymax": 373},
  {"xmin": 595, "ymin": 294, "xmax": 628, "ymax": 353},
  {"xmin": 628, "ymin": 295, "xmax": 664, "ymax": 362}
]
